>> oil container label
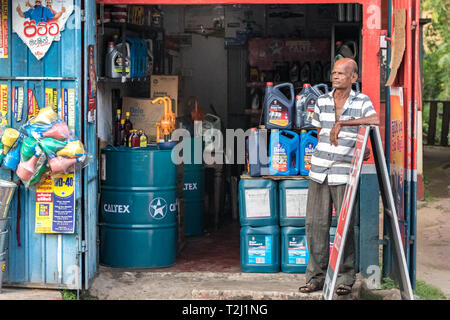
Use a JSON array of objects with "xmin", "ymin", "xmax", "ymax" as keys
[
  {"xmin": 244, "ymin": 189, "xmax": 270, "ymax": 218},
  {"xmin": 268, "ymin": 100, "xmax": 289, "ymax": 127},
  {"xmin": 285, "ymin": 189, "xmax": 308, "ymax": 217},
  {"xmin": 271, "ymin": 143, "xmax": 287, "ymax": 172},
  {"xmin": 248, "ymin": 235, "xmax": 272, "ymax": 264},
  {"xmin": 288, "ymin": 236, "xmax": 308, "ymax": 265},
  {"xmin": 304, "ymin": 142, "xmax": 315, "ymax": 171}
]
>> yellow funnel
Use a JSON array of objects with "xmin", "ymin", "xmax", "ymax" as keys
[
  {"xmin": 56, "ymin": 140, "xmax": 86, "ymax": 158},
  {"xmin": 29, "ymin": 106, "xmax": 58, "ymax": 125},
  {"xmin": 1, "ymin": 128, "xmax": 20, "ymax": 155}
]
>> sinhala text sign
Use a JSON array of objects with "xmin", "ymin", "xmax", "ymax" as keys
[{"xmin": 13, "ymin": 0, "xmax": 73, "ymax": 60}]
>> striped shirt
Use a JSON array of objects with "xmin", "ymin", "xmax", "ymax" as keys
[{"xmin": 309, "ymin": 89, "xmax": 377, "ymax": 185}]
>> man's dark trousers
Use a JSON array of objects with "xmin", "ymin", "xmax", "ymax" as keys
[{"xmin": 305, "ymin": 177, "xmax": 356, "ymax": 288}]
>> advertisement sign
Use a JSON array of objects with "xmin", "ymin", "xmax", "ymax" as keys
[
  {"xmin": 0, "ymin": 0, "xmax": 8, "ymax": 58},
  {"xmin": 0, "ymin": 84, "xmax": 7, "ymax": 125},
  {"xmin": 35, "ymin": 173, "xmax": 75, "ymax": 234},
  {"xmin": 323, "ymin": 126, "xmax": 369, "ymax": 300},
  {"xmin": 88, "ymin": 45, "xmax": 97, "ymax": 123},
  {"xmin": 323, "ymin": 126, "xmax": 414, "ymax": 300},
  {"xmin": 390, "ymin": 87, "xmax": 406, "ymax": 245},
  {"xmin": 12, "ymin": 0, "xmax": 74, "ymax": 60}
]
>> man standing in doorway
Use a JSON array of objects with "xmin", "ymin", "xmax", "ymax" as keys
[{"xmin": 298, "ymin": 58, "xmax": 380, "ymax": 296}]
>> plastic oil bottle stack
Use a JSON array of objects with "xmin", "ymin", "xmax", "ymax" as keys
[{"xmin": 239, "ymin": 178, "xmax": 279, "ymax": 273}]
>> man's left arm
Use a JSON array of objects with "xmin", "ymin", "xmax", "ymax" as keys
[{"xmin": 330, "ymin": 97, "xmax": 380, "ymax": 146}]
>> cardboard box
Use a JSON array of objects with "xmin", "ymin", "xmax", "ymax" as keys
[
  {"xmin": 150, "ymin": 75, "xmax": 179, "ymax": 115},
  {"xmin": 122, "ymin": 97, "xmax": 165, "ymax": 143}
]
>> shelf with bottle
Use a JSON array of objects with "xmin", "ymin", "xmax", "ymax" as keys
[
  {"xmin": 98, "ymin": 76, "xmax": 150, "ymax": 83},
  {"xmin": 101, "ymin": 22, "xmax": 164, "ymax": 35}
]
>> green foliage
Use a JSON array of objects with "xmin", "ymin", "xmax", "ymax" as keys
[
  {"xmin": 421, "ymin": 0, "xmax": 450, "ymax": 100},
  {"xmin": 61, "ymin": 290, "xmax": 77, "ymax": 300},
  {"xmin": 414, "ymin": 280, "xmax": 447, "ymax": 300},
  {"xmin": 380, "ymin": 277, "xmax": 399, "ymax": 290}
]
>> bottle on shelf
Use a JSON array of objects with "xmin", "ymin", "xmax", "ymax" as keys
[
  {"xmin": 139, "ymin": 130, "xmax": 147, "ymax": 147},
  {"xmin": 130, "ymin": 130, "xmax": 140, "ymax": 147},
  {"xmin": 120, "ymin": 119, "xmax": 125, "ymax": 146},
  {"xmin": 124, "ymin": 112, "xmax": 133, "ymax": 145},
  {"xmin": 114, "ymin": 109, "xmax": 122, "ymax": 146}
]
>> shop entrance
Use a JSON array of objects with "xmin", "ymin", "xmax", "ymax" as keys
[{"xmin": 95, "ymin": 3, "xmax": 364, "ymax": 273}]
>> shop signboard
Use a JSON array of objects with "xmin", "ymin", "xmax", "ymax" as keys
[
  {"xmin": 12, "ymin": 0, "xmax": 74, "ymax": 60},
  {"xmin": 323, "ymin": 125, "xmax": 369, "ymax": 300},
  {"xmin": 323, "ymin": 126, "xmax": 413, "ymax": 300},
  {"xmin": 389, "ymin": 87, "xmax": 406, "ymax": 246},
  {"xmin": 0, "ymin": 0, "xmax": 8, "ymax": 58},
  {"xmin": 35, "ymin": 173, "xmax": 76, "ymax": 234}
]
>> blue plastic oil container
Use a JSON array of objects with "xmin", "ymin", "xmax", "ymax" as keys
[
  {"xmin": 299, "ymin": 130, "xmax": 318, "ymax": 176},
  {"xmin": 239, "ymin": 179, "xmax": 278, "ymax": 227},
  {"xmin": 269, "ymin": 130, "xmax": 299, "ymax": 176},
  {"xmin": 281, "ymin": 227, "xmax": 309, "ymax": 273},
  {"xmin": 240, "ymin": 225, "xmax": 280, "ymax": 273},
  {"xmin": 246, "ymin": 128, "xmax": 269, "ymax": 177},
  {"xmin": 330, "ymin": 227, "xmax": 337, "ymax": 255},
  {"xmin": 264, "ymin": 82, "xmax": 295, "ymax": 129},
  {"xmin": 279, "ymin": 179, "xmax": 309, "ymax": 227}
]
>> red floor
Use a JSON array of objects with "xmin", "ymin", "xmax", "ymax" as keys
[{"xmin": 162, "ymin": 220, "xmax": 241, "ymax": 272}]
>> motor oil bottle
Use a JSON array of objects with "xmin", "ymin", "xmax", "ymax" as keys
[
  {"xmin": 240, "ymin": 225, "xmax": 280, "ymax": 273},
  {"xmin": 295, "ymin": 83, "xmax": 328, "ymax": 129},
  {"xmin": 239, "ymin": 178, "xmax": 278, "ymax": 227},
  {"xmin": 299, "ymin": 129, "xmax": 318, "ymax": 176},
  {"xmin": 279, "ymin": 179, "xmax": 309, "ymax": 227},
  {"xmin": 246, "ymin": 128, "xmax": 269, "ymax": 177},
  {"xmin": 264, "ymin": 82, "xmax": 295, "ymax": 130},
  {"xmin": 139, "ymin": 130, "xmax": 148, "ymax": 147},
  {"xmin": 105, "ymin": 41, "xmax": 131, "ymax": 79},
  {"xmin": 269, "ymin": 129, "xmax": 299, "ymax": 176},
  {"xmin": 295, "ymin": 84, "xmax": 314, "ymax": 129},
  {"xmin": 299, "ymin": 62, "xmax": 311, "ymax": 83},
  {"xmin": 281, "ymin": 227, "xmax": 309, "ymax": 273},
  {"xmin": 113, "ymin": 109, "xmax": 122, "ymax": 146}
]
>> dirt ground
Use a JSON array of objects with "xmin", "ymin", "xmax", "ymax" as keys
[{"xmin": 416, "ymin": 146, "xmax": 450, "ymax": 299}]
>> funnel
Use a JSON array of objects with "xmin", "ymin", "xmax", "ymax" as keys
[
  {"xmin": 1, "ymin": 128, "xmax": 20, "ymax": 155},
  {"xmin": 2, "ymin": 144, "xmax": 21, "ymax": 171},
  {"xmin": 39, "ymin": 138, "xmax": 67, "ymax": 158},
  {"xmin": 20, "ymin": 137, "xmax": 38, "ymax": 161},
  {"xmin": 16, "ymin": 154, "xmax": 40, "ymax": 181},
  {"xmin": 0, "ymin": 179, "xmax": 17, "ymax": 219},
  {"xmin": 56, "ymin": 140, "xmax": 85, "ymax": 158},
  {"xmin": 49, "ymin": 156, "xmax": 78, "ymax": 174},
  {"xmin": 42, "ymin": 122, "xmax": 70, "ymax": 141},
  {"xmin": 29, "ymin": 106, "xmax": 58, "ymax": 125},
  {"xmin": 24, "ymin": 123, "xmax": 53, "ymax": 140}
]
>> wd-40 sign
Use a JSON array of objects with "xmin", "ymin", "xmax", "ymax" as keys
[
  {"xmin": 323, "ymin": 126, "xmax": 414, "ymax": 300},
  {"xmin": 12, "ymin": 0, "xmax": 74, "ymax": 60}
]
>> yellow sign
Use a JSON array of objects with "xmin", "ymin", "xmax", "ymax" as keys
[
  {"xmin": 35, "ymin": 173, "xmax": 75, "ymax": 234},
  {"xmin": 0, "ymin": 84, "xmax": 7, "ymax": 125}
]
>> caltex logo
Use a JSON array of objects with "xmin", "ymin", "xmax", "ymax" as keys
[{"xmin": 149, "ymin": 197, "xmax": 167, "ymax": 220}]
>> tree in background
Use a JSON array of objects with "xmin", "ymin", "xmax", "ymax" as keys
[{"xmin": 421, "ymin": 0, "xmax": 449, "ymax": 100}]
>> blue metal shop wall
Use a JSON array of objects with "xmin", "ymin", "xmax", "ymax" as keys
[
  {"xmin": 82, "ymin": 0, "xmax": 98, "ymax": 290},
  {"xmin": 0, "ymin": 0, "xmax": 84, "ymax": 289}
]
